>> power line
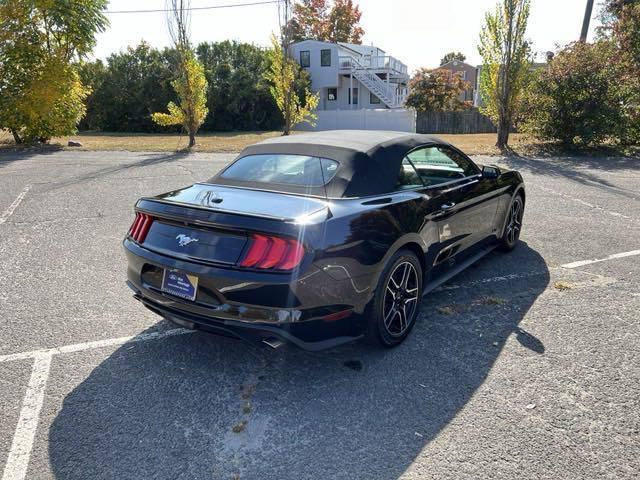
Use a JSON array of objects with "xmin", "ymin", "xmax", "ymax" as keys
[{"xmin": 105, "ymin": 0, "xmax": 280, "ymax": 14}]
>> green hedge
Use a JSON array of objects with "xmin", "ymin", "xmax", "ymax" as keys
[{"xmin": 79, "ymin": 40, "xmax": 285, "ymax": 133}]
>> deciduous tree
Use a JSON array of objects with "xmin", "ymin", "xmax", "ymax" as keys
[
  {"xmin": 286, "ymin": 0, "xmax": 364, "ymax": 43},
  {"xmin": 152, "ymin": 0, "xmax": 209, "ymax": 147},
  {"xmin": 152, "ymin": 51, "xmax": 209, "ymax": 147},
  {"xmin": 405, "ymin": 69, "xmax": 472, "ymax": 112},
  {"xmin": 264, "ymin": 35, "xmax": 318, "ymax": 135},
  {"xmin": 0, "ymin": 0, "xmax": 108, "ymax": 143},
  {"xmin": 286, "ymin": 0, "xmax": 329, "ymax": 43},
  {"xmin": 603, "ymin": 0, "xmax": 640, "ymax": 143},
  {"xmin": 478, "ymin": 0, "xmax": 532, "ymax": 152},
  {"xmin": 522, "ymin": 41, "xmax": 624, "ymax": 147},
  {"xmin": 326, "ymin": 0, "xmax": 364, "ymax": 43}
]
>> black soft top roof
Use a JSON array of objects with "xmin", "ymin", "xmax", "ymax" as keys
[{"xmin": 212, "ymin": 130, "xmax": 450, "ymax": 198}]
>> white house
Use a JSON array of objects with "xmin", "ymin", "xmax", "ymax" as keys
[{"xmin": 289, "ymin": 40, "xmax": 410, "ymax": 111}]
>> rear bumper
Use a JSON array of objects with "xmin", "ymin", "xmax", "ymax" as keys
[
  {"xmin": 124, "ymin": 239, "xmax": 372, "ymax": 350},
  {"xmin": 128, "ymin": 281, "xmax": 362, "ymax": 351}
]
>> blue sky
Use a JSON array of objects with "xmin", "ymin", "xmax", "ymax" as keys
[{"xmin": 95, "ymin": 0, "xmax": 602, "ymax": 72}]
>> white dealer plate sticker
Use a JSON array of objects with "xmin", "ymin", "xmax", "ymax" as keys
[{"xmin": 161, "ymin": 269, "xmax": 199, "ymax": 301}]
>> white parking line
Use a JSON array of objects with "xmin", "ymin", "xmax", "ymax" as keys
[
  {"xmin": 0, "ymin": 185, "xmax": 31, "ymax": 226},
  {"xmin": 0, "ymin": 328, "xmax": 194, "ymax": 480},
  {"xmin": 533, "ymin": 184, "xmax": 634, "ymax": 221},
  {"xmin": 2, "ymin": 355, "xmax": 51, "ymax": 480},
  {"xmin": 0, "ymin": 327, "xmax": 194, "ymax": 363},
  {"xmin": 561, "ymin": 249, "xmax": 640, "ymax": 269}
]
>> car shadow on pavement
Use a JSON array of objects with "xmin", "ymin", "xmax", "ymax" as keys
[{"xmin": 48, "ymin": 242, "xmax": 548, "ymax": 480}]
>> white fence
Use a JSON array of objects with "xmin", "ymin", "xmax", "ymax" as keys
[{"xmin": 297, "ymin": 108, "xmax": 416, "ymax": 133}]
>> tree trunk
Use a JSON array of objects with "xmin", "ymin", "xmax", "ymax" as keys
[
  {"xmin": 282, "ymin": 106, "xmax": 291, "ymax": 136},
  {"xmin": 11, "ymin": 129, "xmax": 22, "ymax": 144},
  {"xmin": 496, "ymin": 114, "xmax": 511, "ymax": 152},
  {"xmin": 188, "ymin": 131, "xmax": 196, "ymax": 148}
]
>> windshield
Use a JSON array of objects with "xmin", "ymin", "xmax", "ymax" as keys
[{"xmin": 219, "ymin": 154, "xmax": 339, "ymax": 187}]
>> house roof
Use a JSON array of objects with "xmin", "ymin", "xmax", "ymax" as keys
[
  {"xmin": 290, "ymin": 40, "xmax": 386, "ymax": 57},
  {"xmin": 290, "ymin": 39, "xmax": 335, "ymax": 47},
  {"xmin": 439, "ymin": 59, "xmax": 476, "ymax": 70},
  {"xmin": 337, "ymin": 42, "xmax": 385, "ymax": 56},
  {"xmin": 219, "ymin": 130, "xmax": 449, "ymax": 198}
]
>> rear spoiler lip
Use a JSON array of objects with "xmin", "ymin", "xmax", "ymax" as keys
[{"xmin": 136, "ymin": 197, "xmax": 328, "ymax": 224}]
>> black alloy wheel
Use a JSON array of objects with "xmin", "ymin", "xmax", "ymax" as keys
[
  {"xmin": 366, "ymin": 250, "xmax": 423, "ymax": 347},
  {"xmin": 500, "ymin": 194, "xmax": 524, "ymax": 251}
]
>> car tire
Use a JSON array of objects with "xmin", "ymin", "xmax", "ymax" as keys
[
  {"xmin": 498, "ymin": 193, "xmax": 524, "ymax": 252},
  {"xmin": 365, "ymin": 249, "xmax": 423, "ymax": 348}
]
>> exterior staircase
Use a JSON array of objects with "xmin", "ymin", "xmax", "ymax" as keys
[{"xmin": 348, "ymin": 57, "xmax": 407, "ymax": 109}]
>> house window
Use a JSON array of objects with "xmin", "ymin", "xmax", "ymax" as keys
[
  {"xmin": 327, "ymin": 88, "xmax": 337, "ymax": 101},
  {"xmin": 300, "ymin": 50, "xmax": 310, "ymax": 68},
  {"xmin": 370, "ymin": 92, "xmax": 380, "ymax": 104},
  {"xmin": 320, "ymin": 49, "xmax": 331, "ymax": 67},
  {"xmin": 348, "ymin": 87, "xmax": 359, "ymax": 105}
]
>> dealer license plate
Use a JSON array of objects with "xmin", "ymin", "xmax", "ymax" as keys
[{"xmin": 161, "ymin": 269, "xmax": 199, "ymax": 301}]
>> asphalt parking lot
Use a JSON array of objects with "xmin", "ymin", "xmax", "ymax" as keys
[{"xmin": 0, "ymin": 149, "xmax": 639, "ymax": 480}]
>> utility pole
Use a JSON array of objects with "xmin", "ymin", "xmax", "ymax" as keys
[
  {"xmin": 580, "ymin": 0, "xmax": 595, "ymax": 42},
  {"xmin": 278, "ymin": 0, "xmax": 291, "ymax": 52}
]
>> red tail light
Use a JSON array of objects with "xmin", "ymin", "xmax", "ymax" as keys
[
  {"xmin": 128, "ymin": 212, "xmax": 153, "ymax": 243},
  {"xmin": 239, "ymin": 234, "xmax": 305, "ymax": 271}
]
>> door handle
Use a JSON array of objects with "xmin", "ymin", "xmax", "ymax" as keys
[{"xmin": 432, "ymin": 202, "xmax": 456, "ymax": 218}]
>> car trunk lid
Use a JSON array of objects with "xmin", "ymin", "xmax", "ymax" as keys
[
  {"xmin": 152, "ymin": 183, "xmax": 329, "ymax": 221},
  {"xmin": 131, "ymin": 183, "xmax": 329, "ymax": 266}
]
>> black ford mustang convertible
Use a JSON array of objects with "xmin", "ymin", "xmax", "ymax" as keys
[{"xmin": 124, "ymin": 131, "xmax": 525, "ymax": 350}]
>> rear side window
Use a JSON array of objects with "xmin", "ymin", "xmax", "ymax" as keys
[
  {"xmin": 407, "ymin": 146, "xmax": 479, "ymax": 186},
  {"xmin": 395, "ymin": 158, "xmax": 424, "ymax": 190},
  {"xmin": 220, "ymin": 154, "xmax": 339, "ymax": 187},
  {"xmin": 408, "ymin": 147, "xmax": 478, "ymax": 176}
]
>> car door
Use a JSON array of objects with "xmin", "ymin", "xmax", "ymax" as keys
[
  {"xmin": 392, "ymin": 155, "xmax": 445, "ymax": 268},
  {"xmin": 406, "ymin": 145, "xmax": 501, "ymax": 265}
]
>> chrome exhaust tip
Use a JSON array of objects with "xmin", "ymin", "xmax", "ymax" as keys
[{"xmin": 167, "ymin": 316, "xmax": 197, "ymax": 330}]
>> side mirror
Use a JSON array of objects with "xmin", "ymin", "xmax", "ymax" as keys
[{"xmin": 482, "ymin": 165, "xmax": 501, "ymax": 179}]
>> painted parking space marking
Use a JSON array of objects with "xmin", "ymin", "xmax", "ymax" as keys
[
  {"xmin": 533, "ymin": 184, "xmax": 635, "ymax": 221},
  {"xmin": 562, "ymin": 249, "xmax": 640, "ymax": 269},
  {"xmin": 1, "ymin": 355, "xmax": 51, "ymax": 480},
  {"xmin": 0, "ymin": 185, "xmax": 31, "ymax": 226},
  {"xmin": 0, "ymin": 327, "xmax": 194, "ymax": 364},
  {"xmin": 0, "ymin": 328, "xmax": 195, "ymax": 480}
]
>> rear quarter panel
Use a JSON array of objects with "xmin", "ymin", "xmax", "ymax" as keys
[{"xmin": 313, "ymin": 194, "xmax": 437, "ymax": 293}]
